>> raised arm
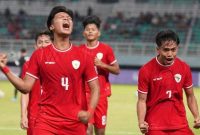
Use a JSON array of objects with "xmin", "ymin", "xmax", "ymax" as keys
[{"xmin": 0, "ymin": 53, "xmax": 35, "ymax": 93}]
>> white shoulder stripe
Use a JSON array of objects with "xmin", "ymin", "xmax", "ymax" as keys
[
  {"xmin": 87, "ymin": 76, "xmax": 98, "ymax": 82},
  {"xmin": 184, "ymin": 84, "xmax": 193, "ymax": 89},
  {"xmin": 110, "ymin": 60, "xmax": 117, "ymax": 65},
  {"xmin": 26, "ymin": 72, "xmax": 39, "ymax": 79},
  {"xmin": 137, "ymin": 89, "xmax": 148, "ymax": 94}
]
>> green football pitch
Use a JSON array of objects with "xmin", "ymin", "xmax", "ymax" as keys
[{"xmin": 0, "ymin": 80, "xmax": 200, "ymax": 135}]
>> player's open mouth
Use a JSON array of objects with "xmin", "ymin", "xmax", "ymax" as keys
[
  {"xmin": 166, "ymin": 58, "xmax": 173, "ymax": 63},
  {"xmin": 63, "ymin": 23, "xmax": 69, "ymax": 29},
  {"xmin": 166, "ymin": 58, "xmax": 173, "ymax": 61}
]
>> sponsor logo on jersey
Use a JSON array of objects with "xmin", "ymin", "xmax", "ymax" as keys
[
  {"xmin": 45, "ymin": 61, "xmax": 55, "ymax": 64},
  {"xmin": 174, "ymin": 74, "xmax": 181, "ymax": 83},
  {"xmin": 72, "ymin": 60, "xmax": 80, "ymax": 69},
  {"xmin": 96, "ymin": 52, "xmax": 103, "ymax": 60},
  {"xmin": 153, "ymin": 77, "xmax": 162, "ymax": 81}
]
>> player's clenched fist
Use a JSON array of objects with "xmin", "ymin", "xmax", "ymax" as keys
[
  {"xmin": 0, "ymin": 53, "xmax": 8, "ymax": 68},
  {"xmin": 78, "ymin": 110, "xmax": 91, "ymax": 124},
  {"xmin": 139, "ymin": 121, "xmax": 149, "ymax": 134},
  {"xmin": 193, "ymin": 117, "xmax": 200, "ymax": 129}
]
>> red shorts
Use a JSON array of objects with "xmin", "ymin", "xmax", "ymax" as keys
[
  {"xmin": 105, "ymin": 82, "xmax": 111, "ymax": 97},
  {"xmin": 89, "ymin": 96, "xmax": 108, "ymax": 129},
  {"xmin": 33, "ymin": 115, "xmax": 87, "ymax": 135},
  {"xmin": 146, "ymin": 126, "xmax": 194, "ymax": 135}
]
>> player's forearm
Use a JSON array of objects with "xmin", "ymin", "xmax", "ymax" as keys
[
  {"xmin": 101, "ymin": 63, "xmax": 120, "ymax": 75},
  {"xmin": 187, "ymin": 95, "xmax": 200, "ymax": 120},
  {"xmin": 88, "ymin": 79, "xmax": 100, "ymax": 109},
  {"xmin": 20, "ymin": 94, "xmax": 29, "ymax": 118},
  {"xmin": 137, "ymin": 100, "xmax": 147, "ymax": 124},
  {"xmin": 4, "ymin": 71, "xmax": 31, "ymax": 94}
]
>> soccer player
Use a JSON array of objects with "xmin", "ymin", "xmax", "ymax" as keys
[
  {"xmin": 80, "ymin": 15, "xmax": 120, "ymax": 135},
  {"xmin": 20, "ymin": 30, "xmax": 53, "ymax": 135},
  {"xmin": 137, "ymin": 29, "xmax": 200, "ymax": 135},
  {"xmin": 0, "ymin": 6, "xmax": 100, "ymax": 135}
]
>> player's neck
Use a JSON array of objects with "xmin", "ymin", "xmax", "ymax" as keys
[
  {"xmin": 53, "ymin": 37, "xmax": 71, "ymax": 51},
  {"xmin": 86, "ymin": 40, "xmax": 99, "ymax": 47}
]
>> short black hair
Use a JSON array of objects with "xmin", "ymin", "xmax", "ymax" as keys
[
  {"xmin": 47, "ymin": 6, "xmax": 73, "ymax": 30},
  {"xmin": 35, "ymin": 30, "xmax": 53, "ymax": 42},
  {"xmin": 82, "ymin": 15, "xmax": 101, "ymax": 29},
  {"xmin": 155, "ymin": 29, "xmax": 180, "ymax": 47}
]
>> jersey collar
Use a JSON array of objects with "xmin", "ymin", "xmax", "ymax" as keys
[
  {"xmin": 52, "ymin": 43, "xmax": 72, "ymax": 52},
  {"xmin": 85, "ymin": 41, "xmax": 99, "ymax": 49}
]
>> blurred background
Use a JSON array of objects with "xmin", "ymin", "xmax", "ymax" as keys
[
  {"xmin": 0, "ymin": 0, "xmax": 200, "ymax": 86},
  {"xmin": 0, "ymin": 0, "xmax": 200, "ymax": 87},
  {"xmin": 0, "ymin": 1, "xmax": 200, "ymax": 135}
]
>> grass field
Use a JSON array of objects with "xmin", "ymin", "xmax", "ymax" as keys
[{"xmin": 0, "ymin": 80, "xmax": 200, "ymax": 135}]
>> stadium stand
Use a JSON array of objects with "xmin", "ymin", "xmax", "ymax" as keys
[{"xmin": 0, "ymin": 0, "xmax": 200, "ymax": 68}]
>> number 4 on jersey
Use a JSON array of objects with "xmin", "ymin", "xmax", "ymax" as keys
[{"xmin": 61, "ymin": 77, "xmax": 69, "ymax": 90}]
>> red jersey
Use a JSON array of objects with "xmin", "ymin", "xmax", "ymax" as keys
[
  {"xmin": 21, "ymin": 61, "xmax": 41, "ymax": 119},
  {"xmin": 26, "ymin": 44, "xmax": 98, "ymax": 121},
  {"xmin": 79, "ymin": 41, "xmax": 117, "ymax": 97},
  {"xmin": 138, "ymin": 57, "xmax": 193, "ymax": 130}
]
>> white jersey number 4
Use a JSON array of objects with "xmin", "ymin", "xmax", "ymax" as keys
[{"xmin": 61, "ymin": 77, "xmax": 69, "ymax": 90}]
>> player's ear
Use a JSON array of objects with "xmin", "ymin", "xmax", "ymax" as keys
[
  {"xmin": 156, "ymin": 46, "xmax": 160, "ymax": 54},
  {"xmin": 98, "ymin": 31, "xmax": 101, "ymax": 37},
  {"xmin": 82, "ymin": 31, "xmax": 86, "ymax": 38},
  {"xmin": 34, "ymin": 44, "xmax": 37, "ymax": 50},
  {"xmin": 49, "ymin": 25, "xmax": 54, "ymax": 30}
]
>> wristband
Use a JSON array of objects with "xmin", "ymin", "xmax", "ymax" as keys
[
  {"xmin": 1, "ymin": 66, "xmax": 10, "ymax": 74},
  {"xmin": 87, "ymin": 107, "xmax": 95, "ymax": 116}
]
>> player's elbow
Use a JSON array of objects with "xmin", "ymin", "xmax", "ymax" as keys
[
  {"xmin": 21, "ymin": 89, "xmax": 30, "ymax": 94},
  {"xmin": 116, "ymin": 69, "xmax": 120, "ymax": 75},
  {"xmin": 17, "ymin": 85, "xmax": 31, "ymax": 94},
  {"xmin": 114, "ymin": 68, "xmax": 120, "ymax": 75}
]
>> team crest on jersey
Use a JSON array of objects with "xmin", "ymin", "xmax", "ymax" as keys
[
  {"xmin": 72, "ymin": 60, "xmax": 80, "ymax": 70},
  {"xmin": 174, "ymin": 74, "xmax": 181, "ymax": 83},
  {"xmin": 96, "ymin": 53, "xmax": 103, "ymax": 60}
]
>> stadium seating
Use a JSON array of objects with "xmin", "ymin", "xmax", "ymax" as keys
[{"xmin": 0, "ymin": 0, "xmax": 200, "ymax": 67}]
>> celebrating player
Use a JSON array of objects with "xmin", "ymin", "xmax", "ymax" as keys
[
  {"xmin": 137, "ymin": 29, "xmax": 200, "ymax": 135},
  {"xmin": 0, "ymin": 6, "xmax": 100, "ymax": 135},
  {"xmin": 80, "ymin": 15, "xmax": 120, "ymax": 135}
]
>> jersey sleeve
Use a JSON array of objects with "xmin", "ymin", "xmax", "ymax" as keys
[
  {"xmin": 20, "ymin": 61, "xmax": 29, "ymax": 79},
  {"xmin": 26, "ymin": 50, "xmax": 41, "ymax": 79},
  {"xmin": 183, "ymin": 64, "xmax": 193, "ymax": 89},
  {"xmin": 138, "ymin": 67, "xmax": 149, "ymax": 94},
  {"xmin": 107, "ymin": 46, "xmax": 117, "ymax": 65},
  {"xmin": 84, "ymin": 54, "xmax": 98, "ymax": 82}
]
